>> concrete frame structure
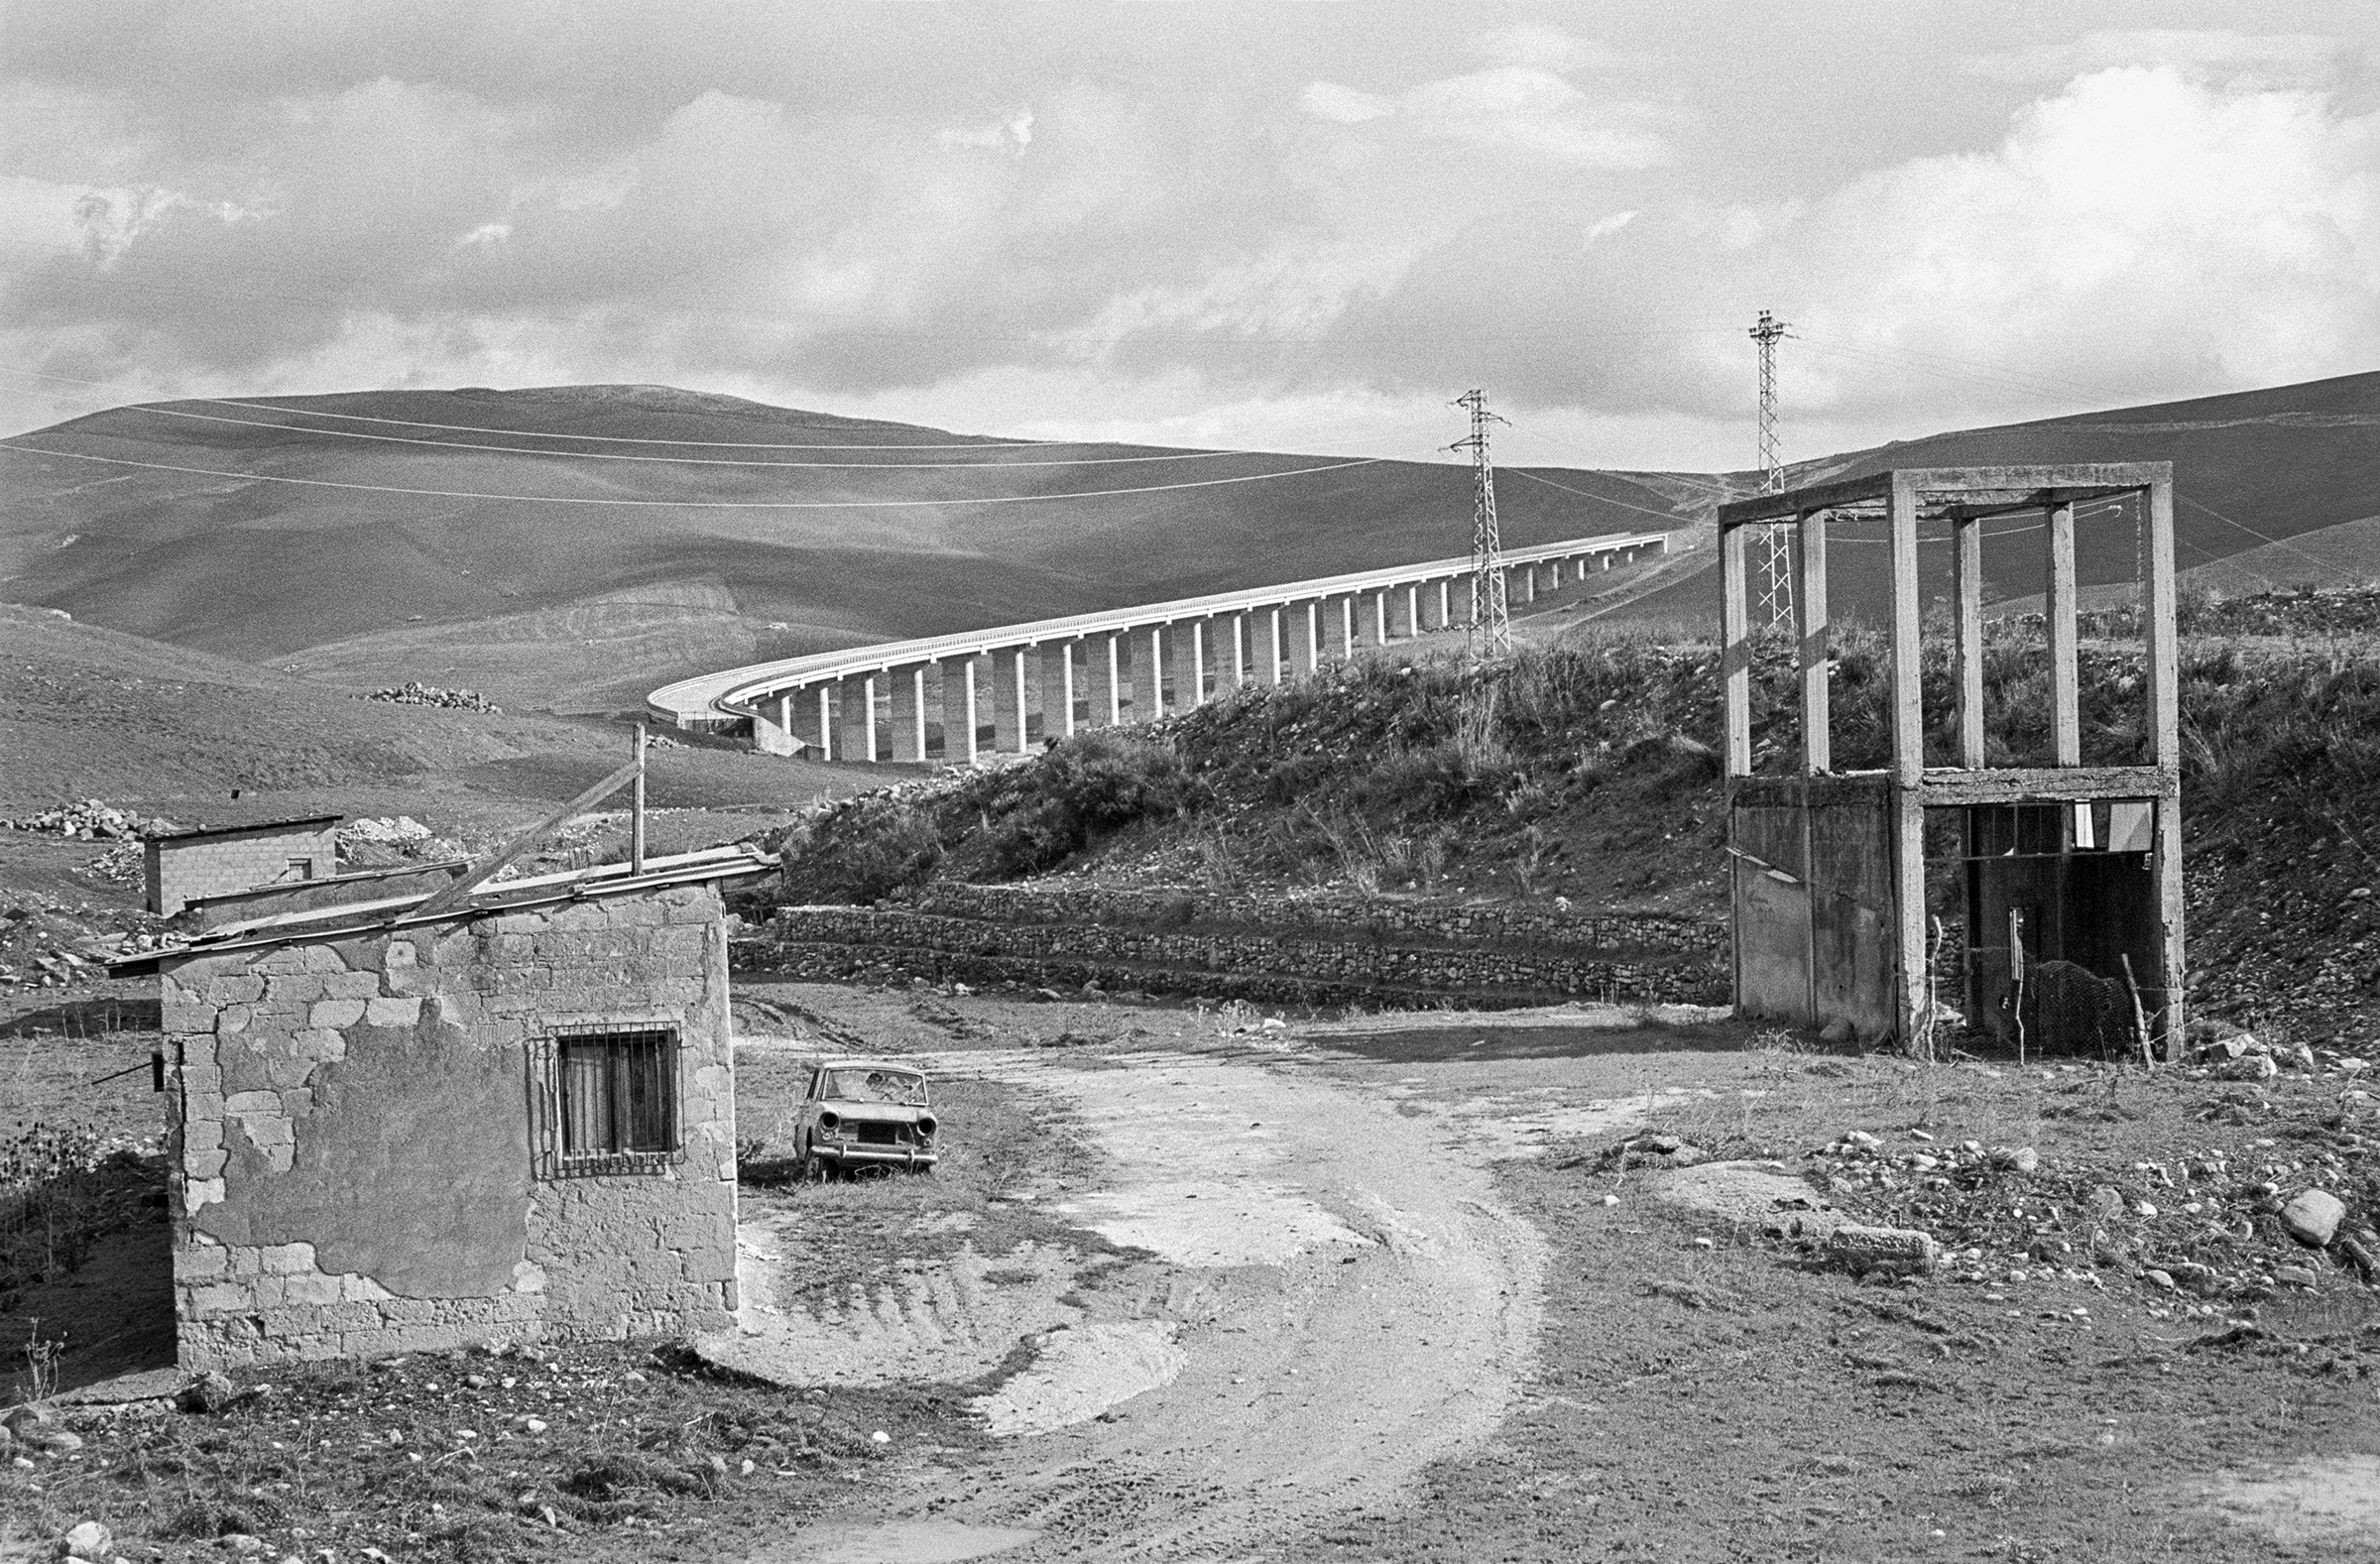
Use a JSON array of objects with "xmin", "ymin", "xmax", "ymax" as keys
[
  {"xmin": 1717, "ymin": 464, "xmax": 2184, "ymax": 1057},
  {"xmin": 658, "ymin": 531, "xmax": 1667, "ymax": 762}
]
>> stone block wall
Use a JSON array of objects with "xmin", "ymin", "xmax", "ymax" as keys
[
  {"xmin": 148, "ymin": 825, "xmax": 340, "ymax": 917},
  {"xmin": 160, "ymin": 884, "xmax": 738, "ymax": 1369}
]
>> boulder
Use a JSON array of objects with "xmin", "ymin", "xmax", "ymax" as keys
[
  {"xmin": 1825, "ymin": 1224, "xmax": 1941, "ymax": 1276},
  {"xmin": 59, "ymin": 1520, "xmax": 110, "ymax": 1562},
  {"xmin": 2282, "ymin": 1189, "xmax": 2347, "ymax": 1248},
  {"xmin": 179, "ymin": 1370, "xmax": 236, "ymax": 1414}
]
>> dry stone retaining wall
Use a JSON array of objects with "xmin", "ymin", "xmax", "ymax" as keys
[{"xmin": 751, "ymin": 893, "xmax": 1727, "ymax": 1008}]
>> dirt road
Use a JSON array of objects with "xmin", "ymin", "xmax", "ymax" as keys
[{"xmin": 718, "ymin": 1023, "xmax": 1654, "ymax": 1562}]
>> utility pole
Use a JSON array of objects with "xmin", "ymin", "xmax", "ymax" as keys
[
  {"xmin": 1750, "ymin": 309, "xmax": 1793, "ymax": 628},
  {"xmin": 1450, "ymin": 389, "xmax": 1511, "ymax": 660}
]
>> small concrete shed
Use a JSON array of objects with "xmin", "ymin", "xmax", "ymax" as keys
[
  {"xmin": 112, "ymin": 844, "xmax": 773, "ymax": 1370},
  {"xmin": 144, "ymin": 814, "xmax": 343, "ymax": 917}
]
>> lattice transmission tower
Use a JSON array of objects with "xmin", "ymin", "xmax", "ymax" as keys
[
  {"xmin": 1750, "ymin": 308, "xmax": 1793, "ymax": 627},
  {"xmin": 1450, "ymin": 388, "xmax": 1512, "ymax": 660}
]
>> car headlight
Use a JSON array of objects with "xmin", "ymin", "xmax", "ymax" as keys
[{"xmin": 915, "ymin": 1115, "xmax": 937, "ymax": 1139}]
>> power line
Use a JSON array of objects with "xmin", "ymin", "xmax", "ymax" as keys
[
  {"xmin": 0, "ymin": 441, "xmax": 1383, "ymax": 509},
  {"xmin": 1787, "ymin": 337, "xmax": 2362, "ymax": 585},
  {"xmin": 0, "ymin": 366, "xmax": 1065, "ymax": 448},
  {"xmin": 1500, "ymin": 465, "xmax": 1700, "ymax": 526},
  {"xmin": 1449, "ymin": 389, "xmax": 1511, "ymax": 660},
  {"xmin": 109, "ymin": 403, "xmax": 1255, "ymax": 469}
]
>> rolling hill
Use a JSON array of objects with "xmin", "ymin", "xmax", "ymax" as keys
[
  {"xmin": 0, "ymin": 385, "xmax": 1704, "ymax": 713},
  {"xmin": 4, "ymin": 373, "xmax": 2376, "ymax": 719},
  {"xmin": 1600, "ymin": 369, "xmax": 2380, "ymax": 632}
]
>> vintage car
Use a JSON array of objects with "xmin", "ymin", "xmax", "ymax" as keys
[{"xmin": 789, "ymin": 1058, "xmax": 939, "ymax": 1175}]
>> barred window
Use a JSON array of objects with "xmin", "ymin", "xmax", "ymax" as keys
[{"xmin": 532, "ymin": 1026, "xmax": 680, "ymax": 1177}]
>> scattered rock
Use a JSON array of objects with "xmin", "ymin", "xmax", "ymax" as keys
[
  {"xmin": 2274, "ymin": 1264, "xmax": 2319, "ymax": 1288},
  {"xmin": 2281, "ymin": 1189, "xmax": 2347, "ymax": 1248},
  {"xmin": 2144, "ymin": 1268, "xmax": 2176, "ymax": 1290},
  {"xmin": 179, "ymin": 1371, "xmax": 236, "ymax": 1414},
  {"xmin": 2087, "ymin": 1185, "xmax": 2127, "ymax": 1223},
  {"xmin": 363, "ymin": 680, "xmax": 501, "ymax": 714},
  {"xmin": 58, "ymin": 1520, "xmax": 110, "ymax": 1561},
  {"xmin": 1988, "ymin": 1145, "xmax": 2040, "ymax": 1173},
  {"xmin": 1826, "ymin": 1224, "xmax": 1941, "ymax": 1276}
]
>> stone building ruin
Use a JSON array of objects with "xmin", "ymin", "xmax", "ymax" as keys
[{"xmin": 111, "ymin": 844, "xmax": 772, "ymax": 1369}]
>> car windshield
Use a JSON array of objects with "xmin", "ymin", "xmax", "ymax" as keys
[{"xmin": 824, "ymin": 1068, "xmax": 928, "ymax": 1105}]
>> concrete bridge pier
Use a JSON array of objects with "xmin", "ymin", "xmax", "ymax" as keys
[
  {"xmin": 991, "ymin": 648, "xmax": 1030, "ymax": 754},
  {"xmin": 1289, "ymin": 602, "xmax": 1322, "ymax": 676},
  {"xmin": 1169, "ymin": 619, "xmax": 1206, "ymax": 710},
  {"xmin": 890, "ymin": 666, "xmax": 929, "ymax": 763},
  {"xmin": 835, "ymin": 675, "xmax": 877, "ymax": 764},
  {"xmin": 1131, "ymin": 625, "xmax": 1163, "ymax": 722},
  {"xmin": 1085, "ymin": 635, "xmax": 1122, "ymax": 727},
  {"xmin": 753, "ymin": 692, "xmax": 798, "ymax": 756},
  {"xmin": 1041, "ymin": 642, "xmax": 1078, "ymax": 740},
  {"xmin": 1257, "ymin": 608, "xmax": 1285, "ymax": 683},
  {"xmin": 941, "ymin": 656, "xmax": 979, "ymax": 765},
  {"xmin": 1326, "ymin": 595, "xmax": 1357, "ymax": 661},
  {"xmin": 793, "ymin": 686, "xmax": 832, "ymax": 761}
]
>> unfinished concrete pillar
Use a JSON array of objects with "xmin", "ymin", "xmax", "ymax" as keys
[
  {"xmin": 1040, "ymin": 642, "xmax": 1078, "ymax": 741},
  {"xmin": 889, "ymin": 665, "xmax": 928, "ymax": 764},
  {"xmin": 1434, "ymin": 578, "xmax": 1454, "ymax": 628},
  {"xmin": 1396, "ymin": 583, "xmax": 1420, "ymax": 638},
  {"xmin": 1511, "ymin": 564, "xmax": 1536, "ymax": 606},
  {"xmin": 940, "ymin": 657, "xmax": 979, "ymax": 765}
]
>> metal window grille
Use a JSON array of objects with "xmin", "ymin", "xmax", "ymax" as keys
[{"xmin": 530, "ymin": 1024, "xmax": 681, "ymax": 1178}]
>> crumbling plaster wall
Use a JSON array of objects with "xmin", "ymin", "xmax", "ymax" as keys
[{"xmin": 162, "ymin": 884, "xmax": 737, "ymax": 1369}]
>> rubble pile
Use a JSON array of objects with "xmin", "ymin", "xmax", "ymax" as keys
[
  {"xmin": 364, "ymin": 680, "xmax": 503, "ymax": 714},
  {"xmin": 0, "ymin": 898, "xmax": 177, "ymax": 989},
  {"xmin": 1811, "ymin": 1112, "xmax": 2378, "ymax": 1316},
  {"xmin": 1, "ymin": 800, "xmax": 179, "ymax": 840},
  {"xmin": 337, "ymin": 815, "xmax": 466, "ymax": 868}
]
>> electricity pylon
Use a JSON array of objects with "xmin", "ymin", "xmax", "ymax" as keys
[
  {"xmin": 1750, "ymin": 309, "xmax": 1793, "ymax": 627},
  {"xmin": 1450, "ymin": 389, "xmax": 1511, "ymax": 660}
]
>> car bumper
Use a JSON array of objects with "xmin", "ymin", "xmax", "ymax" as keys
[{"xmin": 815, "ymin": 1143, "xmax": 939, "ymax": 1168}]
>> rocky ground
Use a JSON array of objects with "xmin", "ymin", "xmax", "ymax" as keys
[{"xmin": 5, "ymin": 977, "xmax": 2378, "ymax": 1561}]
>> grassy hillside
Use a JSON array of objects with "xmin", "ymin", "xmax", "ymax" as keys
[
  {"xmin": 0, "ymin": 384, "xmax": 1697, "ymax": 713},
  {"xmin": 760, "ymin": 584, "xmax": 2380, "ymax": 1043}
]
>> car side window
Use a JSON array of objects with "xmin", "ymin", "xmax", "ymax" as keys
[{"xmin": 805, "ymin": 1068, "xmax": 821, "ymax": 1102}]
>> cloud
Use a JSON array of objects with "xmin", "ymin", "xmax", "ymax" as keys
[
  {"xmin": 1583, "ymin": 209, "xmax": 1637, "ymax": 245},
  {"xmin": 1713, "ymin": 65, "xmax": 2380, "ymax": 422},
  {"xmin": 1298, "ymin": 81, "xmax": 1393, "ymax": 125},
  {"xmin": 939, "ymin": 106, "xmax": 1035, "ymax": 155},
  {"xmin": 1965, "ymin": 29, "xmax": 2346, "ymax": 88},
  {"xmin": 1468, "ymin": 24, "xmax": 1624, "ymax": 74},
  {"xmin": 1406, "ymin": 67, "xmax": 1666, "ymax": 169}
]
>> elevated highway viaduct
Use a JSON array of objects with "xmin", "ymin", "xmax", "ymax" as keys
[{"xmin": 646, "ymin": 531, "xmax": 1666, "ymax": 765}]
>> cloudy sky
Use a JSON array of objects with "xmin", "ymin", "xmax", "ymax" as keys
[{"xmin": 3, "ymin": 1, "xmax": 2378, "ymax": 471}]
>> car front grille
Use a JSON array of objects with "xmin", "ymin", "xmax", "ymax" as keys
[{"xmin": 855, "ymin": 1122, "xmax": 905, "ymax": 1146}]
